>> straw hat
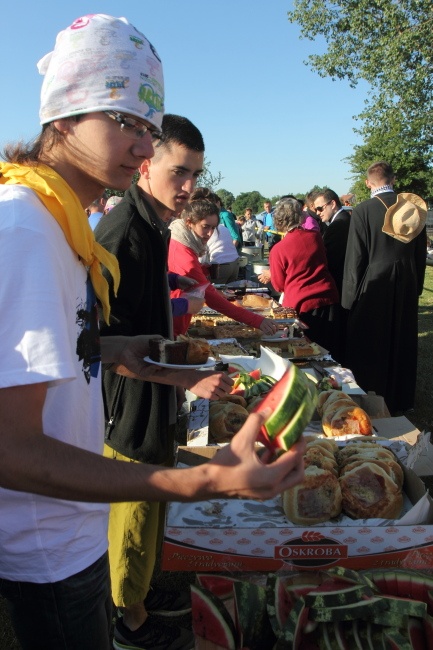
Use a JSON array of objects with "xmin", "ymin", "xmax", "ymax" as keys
[{"xmin": 382, "ymin": 193, "xmax": 427, "ymax": 243}]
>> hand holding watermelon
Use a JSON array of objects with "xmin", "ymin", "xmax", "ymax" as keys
[{"xmin": 204, "ymin": 407, "xmax": 306, "ymax": 501}]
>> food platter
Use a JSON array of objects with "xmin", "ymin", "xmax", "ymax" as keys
[
  {"xmin": 143, "ymin": 356, "xmax": 216, "ymax": 370},
  {"xmin": 261, "ymin": 329, "xmax": 290, "ymax": 341}
]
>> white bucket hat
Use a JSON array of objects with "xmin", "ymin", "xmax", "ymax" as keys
[{"xmin": 38, "ymin": 14, "xmax": 164, "ymax": 130}]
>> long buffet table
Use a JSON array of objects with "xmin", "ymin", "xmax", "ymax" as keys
[{"xmin": 161, "ymin": 303, "xmax": 433, "ymax": 573}]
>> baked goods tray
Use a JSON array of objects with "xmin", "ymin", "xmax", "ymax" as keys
[
  {"xmin": 288, "ymin": 343, "xmax": 331, "ymax": 361},
  {"xmin": 207, "ymin": 338, "xmax": 249, "ymax": 359}
]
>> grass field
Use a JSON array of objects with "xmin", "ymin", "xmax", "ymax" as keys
[
  {"xmin": 413, "ymin": 265, "xmax": 433, "ymax": 433},
  {"xmin": 1, "ymin": 268, "xmax": 432, "ymax": 649}
]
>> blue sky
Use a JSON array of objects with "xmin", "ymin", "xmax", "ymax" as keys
[{"xmin": 0, "ymin": 1, "xmax": 369, "ymax": 199}]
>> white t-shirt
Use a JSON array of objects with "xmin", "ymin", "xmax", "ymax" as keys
[
  {"xmin": 207, "ymin": 225, "xmax": 239, "ymax": 263},
  {"xmin": 0, "ymin": 185, "xmax": 108, "ymax": 583}
]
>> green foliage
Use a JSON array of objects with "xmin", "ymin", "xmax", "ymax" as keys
[
  {"xmin": 288, "ymin": 0, "xmax": 433, "ymax": 199},
  {"xmin": 216, "ymin": 189, "xmax": 235, "ymax": 209},
  {"xmin": 232, "ymin": 191, "xmax": 267, "ymax": 216}
]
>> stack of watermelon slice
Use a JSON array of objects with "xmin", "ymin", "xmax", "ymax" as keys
[
  {"xmin": 191, "ymin": 567, "xmax": 433, "ymax": 649},
  {"xmin": 251, "ymin": 363, "xmax": 317, "ymax": 453}
]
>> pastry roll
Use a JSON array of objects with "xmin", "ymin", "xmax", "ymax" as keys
[{"xmin": 283, "ymin": 466, "xmax": 342, "ymax": 525}]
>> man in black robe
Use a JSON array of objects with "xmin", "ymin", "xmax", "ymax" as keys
[{"xmin": 341, "ymin": 161, "xmax": 427, "ymax": 414}]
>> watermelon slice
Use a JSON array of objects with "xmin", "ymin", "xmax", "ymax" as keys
[
  {"xmin": 252, "ymin": 365, "xmax": 317, "ymax": 452},
  {"xmin": 196, "ymin": 574, "xmax": 240, "ymax": 601},
  {"xmin": 266, "ymin": 573, "xmax": 322, "ymax": 634},
  {"xmin": 233, "ymin": 581, "xmax": 276, "ymax": 649},
  {"xmin": 191, "ymin": 584, "xmax": 237, "ymax": 649}
]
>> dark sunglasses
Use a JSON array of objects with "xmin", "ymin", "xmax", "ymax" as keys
[{"xmin": 315, "ymin": 201, "xmax": 331, "ymax": 213}]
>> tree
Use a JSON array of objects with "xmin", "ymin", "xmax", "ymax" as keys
[
  {"xmin": 287, "ymin": 0, "xmax": 433, "ymax": 197},
  {"xmin": 198, "ymin": 157, "xmax": 223, "ymax": 192},
  {"xmin": 232, "ymin": 191, "xmax": 266, "ymax": 216},
  {"xmin": 216, "ymin": 189, "xmax": 235, "ymax": 209}
]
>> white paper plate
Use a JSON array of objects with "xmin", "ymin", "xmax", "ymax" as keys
[{"xmin": 143, "ymin": 356, "xmax": 216, "ymax": 370}]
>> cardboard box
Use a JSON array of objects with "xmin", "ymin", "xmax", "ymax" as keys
[{"xmin": 162, "ymin": 417, "xmax": 433, "ymax": 572}]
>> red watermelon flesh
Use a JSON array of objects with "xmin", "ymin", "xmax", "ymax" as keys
[
  {"xmin": 408, "ymin": 616, "xmax": 428, "ymax": 650},
  {"xmin": 252, "ymin": 365, "xmax": 316, "ymax": 452},
  {"xmin": 191, "ymin": 584, "xmax": 237, "ymax": 649},
  {"xmin": 196, "ymin": 574, "xmax": 240, "ymax": 601}
]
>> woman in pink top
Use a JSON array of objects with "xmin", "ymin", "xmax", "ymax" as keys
[{"xmin": 168, "ymin": 197, "xmax": 277, "ymax": 337}]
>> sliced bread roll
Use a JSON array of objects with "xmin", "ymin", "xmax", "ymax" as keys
[
  {"xmin": 339, "ymin": 461, "xmax": 403, "ymax": 520},
  {"xmin": 283, "ymin": 466, "xmax": 342, "ymax": 525}
]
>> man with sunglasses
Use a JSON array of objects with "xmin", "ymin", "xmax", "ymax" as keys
[
  {"xmin": 314, "ymin": 188, "xmax": 350, "ymax": 299},
  {"xmin": 313, "ymin": 188, "xmax": 350, "ymax": 364}
]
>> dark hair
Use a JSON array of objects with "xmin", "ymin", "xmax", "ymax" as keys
[
  {"xmin": 367, "ymin": 161, "xmax": 395, "ymax": 185},
  {"xmin": 315, "ymin": 188, "xmax": 341, "ymax": 208},
  {"xmin": 273, "ymin": 198, "xmax": 303, "ymax": 233},
  {"xmin": 190, "ymin": 187, "xmax": 220, "ymax": 204},
  {"xmin": 2, "ymin": 117, "xmax": 80, "ymax": 165},
  {"xmin": 154, "ymin": 114, "xmax": 204, "ymax": 155},
  {"xmin": 181, "ymin": 198, "xmax": 220, "ymax": 226}
]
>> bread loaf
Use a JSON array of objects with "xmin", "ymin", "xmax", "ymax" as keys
[{"xmin": 241, "ymin": 294, "xmax": 271, "ymax": 309}]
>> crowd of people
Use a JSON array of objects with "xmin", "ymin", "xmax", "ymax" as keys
[{"xmin": 0, "ymin": 12, "xmax": 428, "ymax": 650}]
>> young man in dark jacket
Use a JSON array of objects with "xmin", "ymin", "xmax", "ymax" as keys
[{"xmin": 95, "ymin": 115, "xmax": 232, "ymax": 650}]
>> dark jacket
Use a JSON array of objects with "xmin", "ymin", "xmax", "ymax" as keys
[
  {"xmin": 322, "ymin": 209, "xmax": 351, "ymax": 298},
  {"xmin": 95, "ymin": 184, "xmax": 174, "ymax": 463},
  {"xmin": 341, "ymin": 192, "xmax": 426, "ymax": 412}
]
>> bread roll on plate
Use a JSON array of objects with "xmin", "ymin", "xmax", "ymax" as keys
[
  {"xmin": 283, "ymin": 466, "xmax": 342, "ymax": 525},
  {"xmin": 339, "ymin": 461, "xmax": 403, "ymax": 520}
]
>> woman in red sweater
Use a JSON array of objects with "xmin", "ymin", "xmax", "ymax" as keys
[
  {"xmin": 168, "ymin": 198, "xmax": 277, "ymax": 337},
  {"xmin": 269, "ymin": 198, "xmax": 342, "ymax": 361}
]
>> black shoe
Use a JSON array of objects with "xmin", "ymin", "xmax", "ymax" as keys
[
  {"xmin": 113, "ymin": 617, "xmax": 194, "ymax": 650},
  {"xmin": 144, "ymin": 588, "xmax": 191, "ymax": 617}
]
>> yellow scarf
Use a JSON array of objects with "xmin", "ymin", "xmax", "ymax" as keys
[{"xmin": 0, "ymin": 162, "xmax": 120, "ymax": 324}]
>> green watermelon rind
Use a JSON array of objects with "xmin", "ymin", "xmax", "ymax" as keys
[
  {"xmin": 272, "ymin": 396, "xmax": 317, "ymax": 451},
  {"xmin": 274, "ymin": 597, "xmax": 308, "ymax": 647},
  {"xmin": 382, "ymin": 628, "xmax": 413, "ymax": 650},
  {"xmin": 191, "ymin": 584, "xmax": 237, "ymax": 650},
  {"xmin": 305, "ymin": 583, "xmax": 375, "ymax": 609},
  {"xmin": 379, "ymin": 595, "xmax": 427, "ymax": 618},
  {"xmin": 233, "ymin": 581, "xmax": 275, "ymax": 650},
  {"xmin": 263, "ymin": 366, "xmax": 308, "ymax": 438},
  {"xmin": 310, "ymin": 596, "xmax": 387, "ymax": 622}
]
